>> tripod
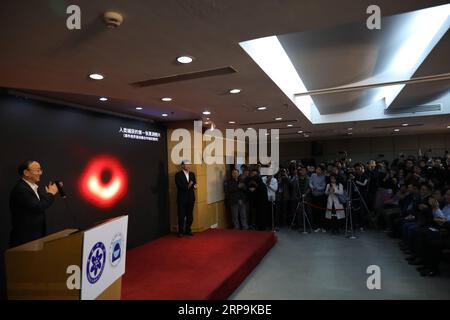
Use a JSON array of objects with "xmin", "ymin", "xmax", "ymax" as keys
[
  {"xmin": 344, "ymin": 179, "xmax": 356, "ymax": 239},
  {"xmin": 344, "ymin": 178, "xmax": 370, "ymax": 238},
  {"xmin": 269, "ymin": 197, "xmax": 276, "ymax": 232},
  {"xmin": 290, "ymin": 194, "xmax": 313, "ymax": 234}
]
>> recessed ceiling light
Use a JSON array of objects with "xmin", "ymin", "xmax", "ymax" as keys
[
  {"xmin": 287, "ymin": 124, "xmax": 293, "ymax": 127},
  {"xmin": 99, "ymin": 97, "xmax": 108, "ymax": 101},
  {"xmin": 275, "ymin": 117, "xmax": 283, "ymax": 121},
  {"xmin": 304, "ymin": 134, "xmax": 310, "ymax": 138},
  {"xmin": 348, "ymin": 132, "xmax": 353, "ymax": 135},
  {"xmin": 257, "ymin": 106, "xmax": 267, "ymax": 111},
  {"xmin": 394, "ymin": 128, "xmax": 400, "ymax": 132},
  {"xmin": 161, "ymin": 97, "xmax": 172, "ymax": 102},
  {"xmin": 89, "ymin": 73, "xmax": 104, "ymax": 80},
  {"xmin": 202, "ymin": 110, "xmax": 211, "ymax": 115},
  {"xmin": 347, "ymin": 127, "xmax": 353, "ymax": 131},
  {"xmin": 228, "ymin": 121, "xmax": 236, "ymax": 124},
  {"xmin": 229, "ymin": 89, "xmax": 241, "ymax": 94},
  {"xmin": 402, "ymin": 123, "xmax": 409, "ymax": 127},
  {"xmin": 297, "ymin": 130, "xmax": 303, "ymax": 134},
  {"xmin": 135, "ymin": 107, "xmax": 143, "ymax": 110},
  {"xmin": 176, "ymin": 56, "xmax": 194, "ymax": 64},
  {"xmin": 447, "ymin": 125, "xmax": 450, "ymax": 129},
  {"xmin": 162, "ymin": 113, "xmax": 168, "ymax": 117}
]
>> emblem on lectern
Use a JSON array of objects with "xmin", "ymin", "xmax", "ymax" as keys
[
  {"xmin": 110, "ymin": 233, "xmax": 123, "ymax": 267},
  {"xmin": 86, "ymin": 241, "xmax": 106, "ymax": 284}
]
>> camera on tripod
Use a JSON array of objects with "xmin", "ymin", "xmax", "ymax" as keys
[{"xmin": 290, "ymin": 179, "xmax": 312, "ymax": 233}]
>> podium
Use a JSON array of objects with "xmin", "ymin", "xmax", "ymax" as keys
[{"xmin": 5, "ymin": 215, "xmax": 128, "ymax": 300}]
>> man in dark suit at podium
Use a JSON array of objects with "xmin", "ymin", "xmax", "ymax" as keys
[
  {"xmin": 175, "ymin": 160, "xmax": 197, "ymax": 237},
  {"xmin": 9, "ymin": 160, "xmax": 59, "ymax": 247}
]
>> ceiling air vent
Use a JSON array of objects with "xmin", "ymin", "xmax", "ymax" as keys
[
  {"xmin": 372, "ymin": 124, "xmax": 424, "ymax": 129},
  {"xmin": 240, "ymin": 120, "xmax": 297, "ymax": 126},
  {"xmin": 384, "ymin": 104, "xmax": 441, "ymax": 115},
  {"xmin": 131, "ymin": 66, "xmax": 237, "ymax": 87},
  {"xmin": 279, "ymin": 131, "xmax": 312, "ymax": 136}
]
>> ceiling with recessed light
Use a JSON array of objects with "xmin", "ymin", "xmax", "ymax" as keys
[{"xmin": 0, "ymin": 0, "xmax": 449, "ymax": 141}]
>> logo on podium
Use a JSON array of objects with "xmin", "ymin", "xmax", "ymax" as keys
[
  {"xmin": 110, "ymin": 233, "xmax": 123, "ymax": 267},
  {"xmin": 86, "ymin": 242, "xmax": 106, "ymax": 284}
]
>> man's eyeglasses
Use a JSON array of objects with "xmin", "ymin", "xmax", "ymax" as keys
[{"xmin": 27, "ymin": 168, "xmax": 43, "ymax": 174}]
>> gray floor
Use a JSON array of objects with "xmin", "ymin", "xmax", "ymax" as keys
[{"xmin": 230, "ymin": 228, "xmax": 450, "ymax": 300}]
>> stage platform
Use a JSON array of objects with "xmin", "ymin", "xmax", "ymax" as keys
[{"xmin": 122, "ymin": 228, "xmax": 277, "ymax": 300}]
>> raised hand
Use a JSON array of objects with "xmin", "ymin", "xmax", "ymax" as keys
[{"xmin": 46, "ymin": 182, "xmax": 58, "ymax": 195}]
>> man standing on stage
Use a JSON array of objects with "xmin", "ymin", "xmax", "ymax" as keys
[
  {"xmin": 175, "ymin": 160, "xmax": 197, "ymax": 237},
  {"xmin": 9, "ymin": 160, "xmax": 59, "ymax": 247}
]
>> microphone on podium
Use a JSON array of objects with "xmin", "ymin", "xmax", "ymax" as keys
[{"xmin": 54, "ymin": 181, "xmax": 66, "ymax": 198}]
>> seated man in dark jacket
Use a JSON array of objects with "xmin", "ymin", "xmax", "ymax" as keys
[
  {"xmin": 400, "ymin": 183, "xmax": 433, "ymax": 256},
  {"xmin": 410, "ymin": 189, "xmax": 450, "ymax": 275},
  {"xmin": 391, "ymin": 183, "xmax": 420, "ymax": 237},
  {"xmin": 418, "ymin": 218, "xmax": 450, "ymax": 277},
  {"xmin": 9, "ymin": 160, "xmax": 59, "ymax": 247}
]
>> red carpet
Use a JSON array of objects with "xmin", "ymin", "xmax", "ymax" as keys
[{"xmin": 122, "ymin": 229, "xmax": 277, "ymax": 300}]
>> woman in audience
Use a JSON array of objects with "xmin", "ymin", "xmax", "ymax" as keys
[{"xmin": 325, "ymin": 174, "xmax": 345, "ymax": 234}]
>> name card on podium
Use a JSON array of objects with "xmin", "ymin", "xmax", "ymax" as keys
[{"xmin": 81, "ymin": 215, "xmax": 128, "ymax": 300}]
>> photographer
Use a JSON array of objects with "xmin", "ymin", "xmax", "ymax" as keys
[
  {"xmin": 224, "ymin": 168, "xmax": 249, "ymax": 230},
  {"xmin": 348, "ymin": 163, "xmax": 369, "ymax": 231},
  {"xmin": 262, "ymin": 174, "xmax": 278, "ymax": 231},
  {"xmin": 277, "ymin": 168, "xmax": 291, "ymax": 228},
  {"xmin": 332, "ymin": 163, "xmax": 346, "ymax": 186},
  {"xmin": 366, "ymin": 160, "xmax": 379, "ymax": 211},
  {"xmin": 247, "ymin": 168, "xmax": 268, "ymax": 230},
  {"xmin": 309, "ymin": 165, "xmax": 327, "ymax": 232}
]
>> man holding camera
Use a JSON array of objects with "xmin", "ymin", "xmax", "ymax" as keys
[
  {"xmin": 348, "ymin": 163, "xmax": 369, "ymax": 230},
  {"xmin": 9, "ymin": 160, "xmax": 60, "ymax": 247},
  {"xmin": 224, "ymin": 168, "xmax": 248, "ymax": 230}
]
